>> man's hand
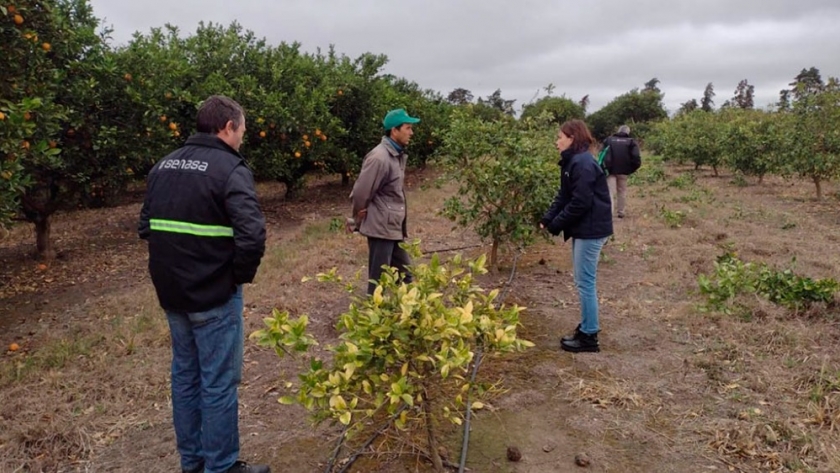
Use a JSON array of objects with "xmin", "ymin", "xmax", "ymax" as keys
[{"xmin": 356, "ymin": 208, "xmax": 367, "ymax": 220}]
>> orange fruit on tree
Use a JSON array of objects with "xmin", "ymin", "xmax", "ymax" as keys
[
  {"xmin": 165, "ymin": 92, "xmax": 172, "ymax": 99},
  {"xmin": 41, "ymin": 42, "xmax": 50, "ymax": 51},
  {"xmin": 13, "ymin": 14, "xmax": 23, "ymax": 25},
  {"xmin": 259, "ymin": 131, "xmax": 266, "ymax": 138},
  {"xmin": 23, "ymin": 111, "xmax": 31, "ymax": 121},
  {"xmin": 320, "ymin": 134, "xmax": 327, "ymax": 141},
  {"xmin": 169, "ymin": 122, "xmax": 177, "ymax": 131},
  {"xmin": 315, "ymin": 129, "xmax": 321, "ymax": 136},
  {"xmin": 174, "ymin": 131, "xmax": 180, "ymax": 137},
  {"xmin": 49, "ymin": 140, "xmax": 57, "ymax": 148},
  {"xmin": 269, "ymin": 123, "xmax": 276, "ymax": 129},
  {"xmin": 304, "ymin": 141, "xmax": 311, "ymax": 148},
  {"xmin": 21, "ymin": 140, "xmax": 30, "ymax": 150},
  {"xmin": 0, "ymin": 111, "xmax": 5, "ymax": 121},
  {"xmin": 302, "ymin": 134, "xmax": 309, "ymax": 141},
  {"xmin": 7, "ymin": 5, "xmax": 16, "ymax": 13},
  {"xmin": 294, "ymin": 151, "xmax": 301, "ymax": 158},
  {"xmin": 160, "ymin": 115, "xmax": 167, "ymax": 122},
  {"xmin": 124, "ymin": 73, "xmax": 132, "ymax": 82},
  {"xmin": 338, "ymin": 89, "xmax": 343, "ymax": 96},
  {"xmin": 9, "ymin": 342, "xmax": 20, "ymax": 352}
]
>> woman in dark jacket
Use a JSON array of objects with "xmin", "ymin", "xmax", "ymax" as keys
[{"xmin": 540, "ymin": 119, "xmax": 613, "ymax": 352}]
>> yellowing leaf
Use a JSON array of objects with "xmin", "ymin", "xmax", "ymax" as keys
[
  {"xmin": 373, "ymin": 285, "xmax": 384, "ymax": 305},
  {"xmin": 278, "ymin": 396, "xmax": 296, "ymax": 405},
  {"xmin": 471, "ymin": 401, "xmax": 485, "ymax": 410},
  {"xmin": 339, "ymin": 411, "xmax": 352, "ymax": 425},
  {"xmin": 330, "ymin": 395, "xmax": 347, "ymax": 410},
  {"xmin": 459, "ymin": 300, "xmax": 474, "ymax": 324}
]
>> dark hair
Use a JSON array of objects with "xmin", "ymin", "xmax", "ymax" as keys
[
  {"xmin": 196, "ymin": 95, "xmax": 245, "ymax": 134},
  {"xmin": 385, "ymin": 123, "xmax": 408, "ymax": 137},
  {"xmin": 559, "ymin": 119, "xmax": 595, "ymax": 154}
]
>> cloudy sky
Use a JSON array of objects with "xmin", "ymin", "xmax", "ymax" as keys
[{"xmin": 88, "ymin": 0, "xmax": 840, "ymax": 114}]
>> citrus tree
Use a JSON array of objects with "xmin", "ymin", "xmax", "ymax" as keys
[
  {"xmin": 720, "ymin": 109, "xmax": 787, "ymax": 184},
  {"xmin": 252, "ymin": 247, "xmax": 533, "ymax": 472},
  {"xmin": 436, "ymin": 110, "xmax": 557, "ymax": 267},
  {"xmin": 784, "ymin": 78, "xmax": 840, "ymax": 200}
]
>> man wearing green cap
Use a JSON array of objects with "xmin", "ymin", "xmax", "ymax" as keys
[{"xmin": 351, "ymin": 108, "xmax": 421, "ymax": 295}]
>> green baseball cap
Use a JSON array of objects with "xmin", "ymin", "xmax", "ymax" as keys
[{"xmin": 383, "ymin": 108, "xmax": 420, "ymax": 130}]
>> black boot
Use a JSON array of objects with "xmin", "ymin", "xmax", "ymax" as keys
[
  {"xmin": 561, "ymin": 331, "xmax": 600, "ymax": 353},
  {"xmin": 561, "ymin": 324, "xmax": 582, "ymax": 342},
  {"xmin": 182, "ymin": 463, "xmax": 204, "ymax": 473},
  {"xmin": 225, "ymin": 461, "xmax": 271, "ymax": 473}
]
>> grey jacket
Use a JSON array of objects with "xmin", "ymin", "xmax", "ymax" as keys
[{"xmin": 351, "ymin": 137, "xmax": 407, "ymax": 240}]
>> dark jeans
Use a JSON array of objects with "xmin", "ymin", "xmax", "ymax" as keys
[
  {"xmin": 165, "ymin": 286, "xmax": 244, "ymax": 473},
  {"xmin": 367, "ymin": 237, "xmax": 413, "ymax": 294}
]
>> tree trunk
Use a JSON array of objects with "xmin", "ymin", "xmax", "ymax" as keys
[
  {"xmin": 712, "ymin": 165, "xmax": 719, "ymax": 177},
  {"xmin": 422, "ymin": 386, "xmax": 444, "ymax": 473},
  {"xmin": 758, "ymin": 174, "xmax": 764, "ymax": 185},
  {"xmin": 34, "ymin": 216, "xmax": 55, "ymax": 261},
  {"xmin": 490, "ymin": 238, "xmax": 499, "ymax": 271},
  {"xmin": 341, "ymin": 171, "xmax": 350, "ymax": 187},
  {"xmin": 814, "ymin": 176, "xmax": 823, "ymax": 201}
]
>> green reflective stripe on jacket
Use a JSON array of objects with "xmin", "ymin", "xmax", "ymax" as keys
[{"xmin": 149, "ymin": 219, "xmax": 234, "ymax": 237}]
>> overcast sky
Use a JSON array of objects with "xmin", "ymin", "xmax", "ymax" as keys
[{"xmin": 88, "ymin": 0, "xmax": 840, "ymax": 114}]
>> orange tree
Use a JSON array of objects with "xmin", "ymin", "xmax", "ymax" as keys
[{"xmin": 0, "ymin": 0, "xmax": 147, "ymax": 257}]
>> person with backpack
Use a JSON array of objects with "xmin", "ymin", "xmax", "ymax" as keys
[
  {"xmin": 602, "ymin": 125, "xmax": 641, "ymax": 218},
  {"xmin": 540, "ymin": 119, "xmax": 613, "ymax": 353}
]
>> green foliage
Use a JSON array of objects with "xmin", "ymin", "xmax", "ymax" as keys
[
  {"xmin": 436, "ymin": 109, "xmax": 557, "ymax": 266},
  {"xmin": 784, "ymin": 78, "xmax": 840, "ymax": 199},
  {"xmin": 658, "ymin": 206, "xmax": 686, "ymax": 228},
  {"xmin": 650, "ymin": 70, "xmax": 840, "ymax": 199},
  {"xmin": 1, "ymin": 3, "xmax": 452, "ymax": 250},
  {"xmin": 698, "ymin": 252, "xmax": 839, "ymax": 313},
  {"xmin": 627, "ymin": 154, "xmax": 666, "ymax": 185},
  {"xmin": 251, "ymin": 247, "xmax": 533, "ymax": 452},
  {"xmin": 520, "ymin": 96, "xmax": 585, "ymax": 125},
  {"xmin": 587, "ymin": 87, "xmax": 667, "ymax": 141},
  {"xmin": 648, "ymin": 110, "xmax": 726, "ymax": 175}
]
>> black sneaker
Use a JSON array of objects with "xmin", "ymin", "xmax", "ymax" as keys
[
  {"xmin": 225, "ymin": 461, "xmax": 271, "ymax": 473},
  {"xmin": 561, "ymin": 324, "xmax": 582, "ymax": 342},
  {"xmin": 561, "ymin": 332, "xmax": 600, "ymax": 353}
]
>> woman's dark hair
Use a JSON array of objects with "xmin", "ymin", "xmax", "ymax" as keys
[
  {"xmin": 559, "ymin": 119, "xmax": 595, "ymax": 154},
  {"xmin": 196, "ymin": 95, "xmax": 245, "ymax": 134}
]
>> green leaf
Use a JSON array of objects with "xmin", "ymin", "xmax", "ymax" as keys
[
  {"xmin": 339, "ymin": 411, "xmax": 352, "ymax": 425},
  {"xmin": 278, "ymin": 396, "xmax": 296, "ymax": 405}
]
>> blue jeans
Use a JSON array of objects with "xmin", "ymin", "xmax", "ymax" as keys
[
  {"xmin": 571, "ymin": 238, "xmax": 607, "ymax": 335},
  {"xmin": 166, "ymin": 286, "xmax": 244, "ymax": 473}
]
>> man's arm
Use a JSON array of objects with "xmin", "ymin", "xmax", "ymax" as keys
[
  {"xmin": 224, "ymin": 165, "xmax": 266, "ymax": 284},
  {"xmin": 351, "ymin": 151, "xmax": 388, "ymax": 222}
]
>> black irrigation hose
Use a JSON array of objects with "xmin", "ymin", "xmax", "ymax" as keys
[
  {"xmin": 458, "ymin": 252, "xmax": 521, "ymax": 473},
  {"xmin": 421, "ymin": 243, "xmax": 483, "ymax": 255},
  {"xmin": 324, "ymin": 426, "xmax": 348, "ymax": 473}
]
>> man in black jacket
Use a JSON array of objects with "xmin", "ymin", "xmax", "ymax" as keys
[
  {"xmin": 139, "ymin": 95, "xmax": 269, "ymax": 473},
  {"xmin": 602, "ymin": 125, "xmax": 641, "ymax": 218}
]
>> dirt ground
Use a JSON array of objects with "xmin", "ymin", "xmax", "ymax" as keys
[{"xmin": 1, "ymin": 161, "xmax": 839, "ymax": 473}]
